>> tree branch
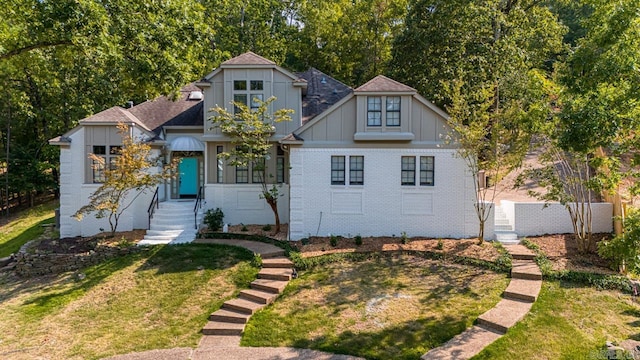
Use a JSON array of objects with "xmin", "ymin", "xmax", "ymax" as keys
[{"xmin": 0, "ymin": 40, "xmax": 73, "ymax": 61}]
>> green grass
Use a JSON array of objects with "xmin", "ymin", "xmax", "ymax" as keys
[
  {"xmin": 473, "ymin": 280, "xmax": 640, "ymax": 359},
  {"xmin": 0, "ymin": 243, "xmax": 258, "ymax": 360},
  {"xmin": 0, "ymin": 201, "xmax": 58, "ymax": 257},
  {"xmin": 242, "ymin": 253, "xmax": 509, "ymax": 360}
]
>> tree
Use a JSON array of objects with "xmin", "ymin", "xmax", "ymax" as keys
[
  {"xmin": 520, "ymin": 0, "xmax": 640, "ymax": 252},
  {"xmin": 391, "ymin": 0, "xmax": 565, "ymax": 241},
  {"xmin": 74, "ymin": 123, "xmax": 176, "ymax": 235},
  {"xmin": 209, "ymin": 97, "xmax": 293, "ymax": 234},
  {"xmin": 0, "ymin": 0, "xmax": 221, "ymax": 211}
]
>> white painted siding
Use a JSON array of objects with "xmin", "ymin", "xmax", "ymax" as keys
[
  {"xmin": 204, "ymin": 184, "xmax": 290, "ymax": 226},
  {"xmin": 289, "ymin": 148, "xmax": 479, "ymax": 240}
]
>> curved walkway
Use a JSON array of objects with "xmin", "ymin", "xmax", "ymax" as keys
[
  {"xmin": 421, "ymin": 244, "xmax": 542, "ymax": 360},
  {"xmin": 104, "ymin": 241, "xmax": 540, "ymax": 360}
]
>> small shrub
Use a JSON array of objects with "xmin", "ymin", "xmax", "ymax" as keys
[
  {"xmin": 251, "ymin": 253, "xmax": 263, "ymax": 267},
  {"xmin": 436, "ymin": 238, "xmax": 444, "ymax": 250},
  {"xmin": 401, "ymin": 232, "xmax": 409, "ymax": 244},
  {"xmin": 241, "ymin": 223, "xmax": 248, "ymax": 232},
  {"xmin": 354, "ymin": 235, "xmax": 363, "ymax": 246},
  {"xmin": 262, "ymin": 224, "xmax": 272, "ymax": 232},
  {"xmin": 599, "ymin": 208, "xmax": 640, "ymax": 274},
  {"xmin": 300, "ymin": 238, "xmax": 310, "ymax": 245},
  {"xmin": 330, "ymin": 234, "xmax": 338, "ymax": 247},
  {"xmin": 204, "ymin": 208, "xmax": 224, "ymax": 231}
]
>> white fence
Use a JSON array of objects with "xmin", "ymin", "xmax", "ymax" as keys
[{"xmin": 500, "ymin": 200, "xmax": 613, "ymax": 237}]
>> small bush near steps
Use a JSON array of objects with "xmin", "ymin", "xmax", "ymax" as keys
[{"xmin": 204, "ymin": 208, "xmax": 224, "ymax": 231}]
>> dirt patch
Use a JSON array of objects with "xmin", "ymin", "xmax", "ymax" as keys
[
  {"xmin": 526, "ymin": 233, "xmax": 615, "ymax": 274},
  {"xmin": 207, "ymin": 224, "xmax": 289, "ymax": 241},
  {"xmin": 28, "ymin": 230, "xmax": 147, "ymax": 254},
  {"xmin": 290, "ymin": 236, "xmax": 502, "ymax": 263}
]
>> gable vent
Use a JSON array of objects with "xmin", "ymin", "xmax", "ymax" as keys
[{"xmin": 188, "ymin": 91, "xmax": 204, "ymax": 101}]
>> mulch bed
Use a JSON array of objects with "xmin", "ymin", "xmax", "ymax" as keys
[
  {"xmin": 289, "ymin": 236, "xmax": 502, "ymax": 263},
  {"xmin": 526, "ymin": 233, "xmax": 615, "ymax": 274}
]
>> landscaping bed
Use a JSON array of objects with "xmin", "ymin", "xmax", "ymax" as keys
[{"xmin": 526, "ymin": 233, "xmax": 614, "ymax": 274}]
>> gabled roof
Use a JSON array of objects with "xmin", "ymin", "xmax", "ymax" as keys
[
  {"xmin": 79, "ymin": 107, "xmax": 151, "ymax": 132},
  {"xmin": 295, "ymin": 68, "xmax": 352, "ymax": 124},
  {"xmin": 221, "ymin": 51, "xmax": 276, "ymax": 66},
  {"xmin": 355, "ymin": 75, "xmax": 416, "ymax": 93},
  {"xmin": 128, "ymin": 83, "xmax": 203, "ymax": 135}
]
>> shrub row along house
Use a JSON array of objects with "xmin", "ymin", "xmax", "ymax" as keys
[{"xmin": 50, "ymin": 52, "xmax": 480, "ymax": 242}]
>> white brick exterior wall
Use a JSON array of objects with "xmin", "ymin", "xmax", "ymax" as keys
[
  {"xmin": 58, "ymin": 127, "xmax": 160, "ymax": 238},
  {"xmin": 204, "ymin": 184, "xmax": 290, "ymax": 226},
  {"xmin": 501, "ymin": 200, "xmax": 613, "ymax": 236},
  {"xmin": 289, "ymin": 147, "xmax": 480, "ymax": 240}
]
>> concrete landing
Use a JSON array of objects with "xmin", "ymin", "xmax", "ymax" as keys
[{"xmin": 194, "ymin": 238, "xmax": 286, "ymax": 258}]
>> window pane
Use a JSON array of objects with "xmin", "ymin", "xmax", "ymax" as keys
[
  {"xmin": 234, "ymin": 94, "xmax": 248, "ymax": 114},
  {"xmin": 252, "ymin": 160, "xmax": 265, "ymax": 183},
  {"xmin": 277, "ymin": 157, "xmax": 285, "ymax": 183},
  {"xmin": 349, "ymin": 156, "xmax": 364, "ymax": 185},
  {"xmin": 92, "ymin": 156, "xmax": 106, "ymax": 183},
  {"xmin": 367, "ymin": 111, "xmax": 382, "ymax": 126},
  {"xmin": 250, "ymin": 94, "xmax": 263, "ymax": 110},
  {"xmin": 420, "ymin": 156, "xmax": 435, "ymax": 186},
  {"xmin": 401, "ymin": 156, "xmax": 415, "ymax": 185},
  {"xmin": 234, "ymin": 80, "xmax": 247, "ymax": 90},
  {"xmin": 250, "ymin": 80, "xmax": 263, "ymax": 90},
  {"xmin": 331, "ymin": 156, "xmax": 345, "ymax": 185},
  {"xmin": 386, "ymin": 111, "xmax": 400, "ymax": 126},
  {"xmin": 367, "ymin": 97, "xmax": 381, "ymax": 111},
  {"xmin": 386, "ymin": 96, "xmax": 400, "ymax": 111},
  {"xmin": 236, "ymin": 165, "xmax": 248, "ymax": 183},
  {"xmin": 109, "ymin": 145, "xmax": 122, "ymax": 155},
  {"xmin": 216, "ymin": 145, "xmax": 224, "ymax": 183},
  {"xmin": 93, "ymin": 145, "xmax": 106, "ymax": 155}
]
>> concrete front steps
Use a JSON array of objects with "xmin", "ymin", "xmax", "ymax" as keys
[
  {"xmin": 202, "ymin": 256, "xmax": 294, "ymax": 336},
  {"xmin": 139, "ymin": 201, "xmax": 203, "ymax": 245},
  {"xmin": 422, "ymin": 244, "xmax": 542, "ymax": 360},
  {"xmin": 494, "ymin": 205, "xmax": 520, "ymax": 245}
]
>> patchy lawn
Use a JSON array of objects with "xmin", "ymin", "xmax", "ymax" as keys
[
  {"xmin": 242, "ymin": 253, "xmax": 509, "ymax": 360},
  {"xmin": 0, "ymin": 201, "xmax": 58, "ymax": 257},
  {"xmin": 474, "ymin": 280, "xmax": 640, "ymax": 359},
  {"xmin": 0, "ymin": 244, "xmax": 258, "ymax": 360}
]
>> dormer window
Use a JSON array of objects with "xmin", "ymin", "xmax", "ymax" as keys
[
  {"xmin": 367, "ymin": 96, "xmax": 401, "ymax": 127},
  {"xmin": 386, "ymin": 96, "xmax": 400, "ymax": 126},
  {"xmin": 233, "ymin": 80, "xmax": 264, "ymax": 114},
  {"xmin": 367, "ymin": 97, "xmax": 382, "ymax": 126}
]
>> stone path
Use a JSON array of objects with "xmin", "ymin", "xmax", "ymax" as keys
[{"xmin": 421, "ymin": 244, "xmax": 542, "ymax": 360}]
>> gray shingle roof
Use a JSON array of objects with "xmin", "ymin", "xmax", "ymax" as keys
[
  {"xmin": 295, "ymin": 68, "xmax": 352, "ymax": 124},
  {"xmin": 221, "ymin": 51, "xmax": 276, "ymax": 66},
  {"xmin": 79, "ymin": 106, "xmax": 151, "ymax": 131},
  {"xmin": 355, "ymin": 75, "xmax": 416, "ymax": 92},
  {"xmin": 128, "ymin": 83, "xmax": 203, "ymax": 135}
]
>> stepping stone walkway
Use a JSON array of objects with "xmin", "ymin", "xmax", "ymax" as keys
[
  {"xmin": 194, "ymin": 239, "xmax": 293, "ymax": 337},
  {"xmin": 421, "ymin": 244, "xmax": 542, "ymax": 360}
]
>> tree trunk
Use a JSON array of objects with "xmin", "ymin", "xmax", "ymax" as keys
[
  {"xmin": 478, "ymin": 220, "xmax": 485, "ymax": 245},
  {"xmin": 267, "ymin": 199, "xmax": 280, "ymax": 235}
]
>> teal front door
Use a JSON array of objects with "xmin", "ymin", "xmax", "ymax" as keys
[{"xmin": 179, "ymin": 157, "xmax": 198, "ymax": 196}]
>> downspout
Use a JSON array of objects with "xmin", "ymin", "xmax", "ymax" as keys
[{"xmin": 281, "ymin": 143, "xmax": 291, "ymax": 240}]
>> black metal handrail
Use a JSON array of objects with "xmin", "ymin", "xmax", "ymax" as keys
[
  {"xmin": 147, "ymin": 187, "xmax": 159, "ymax": 229},
  {"xmin": 194, "ymin": 186, "xmax": 204, "ymax": 229}
]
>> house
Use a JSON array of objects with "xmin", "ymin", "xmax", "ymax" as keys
[{"xmin": 50, "ymin": 52, "xmax": 481, "ymax": 242}]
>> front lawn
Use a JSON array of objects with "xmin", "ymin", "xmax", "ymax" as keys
[
  {"xmin": 242, "ymin": 253, "xmax": 510, "ymax": 360},
  {"xmin": 473, "ymin": 280, "xmax": 640, "ymax": 359},
  {"xmin": 0, "ymin": 200, "xmax": 58, "ymax": 257},
  {"xmin": 0, "ymin": 243, "xmax": 258, "ymax": 360}
]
